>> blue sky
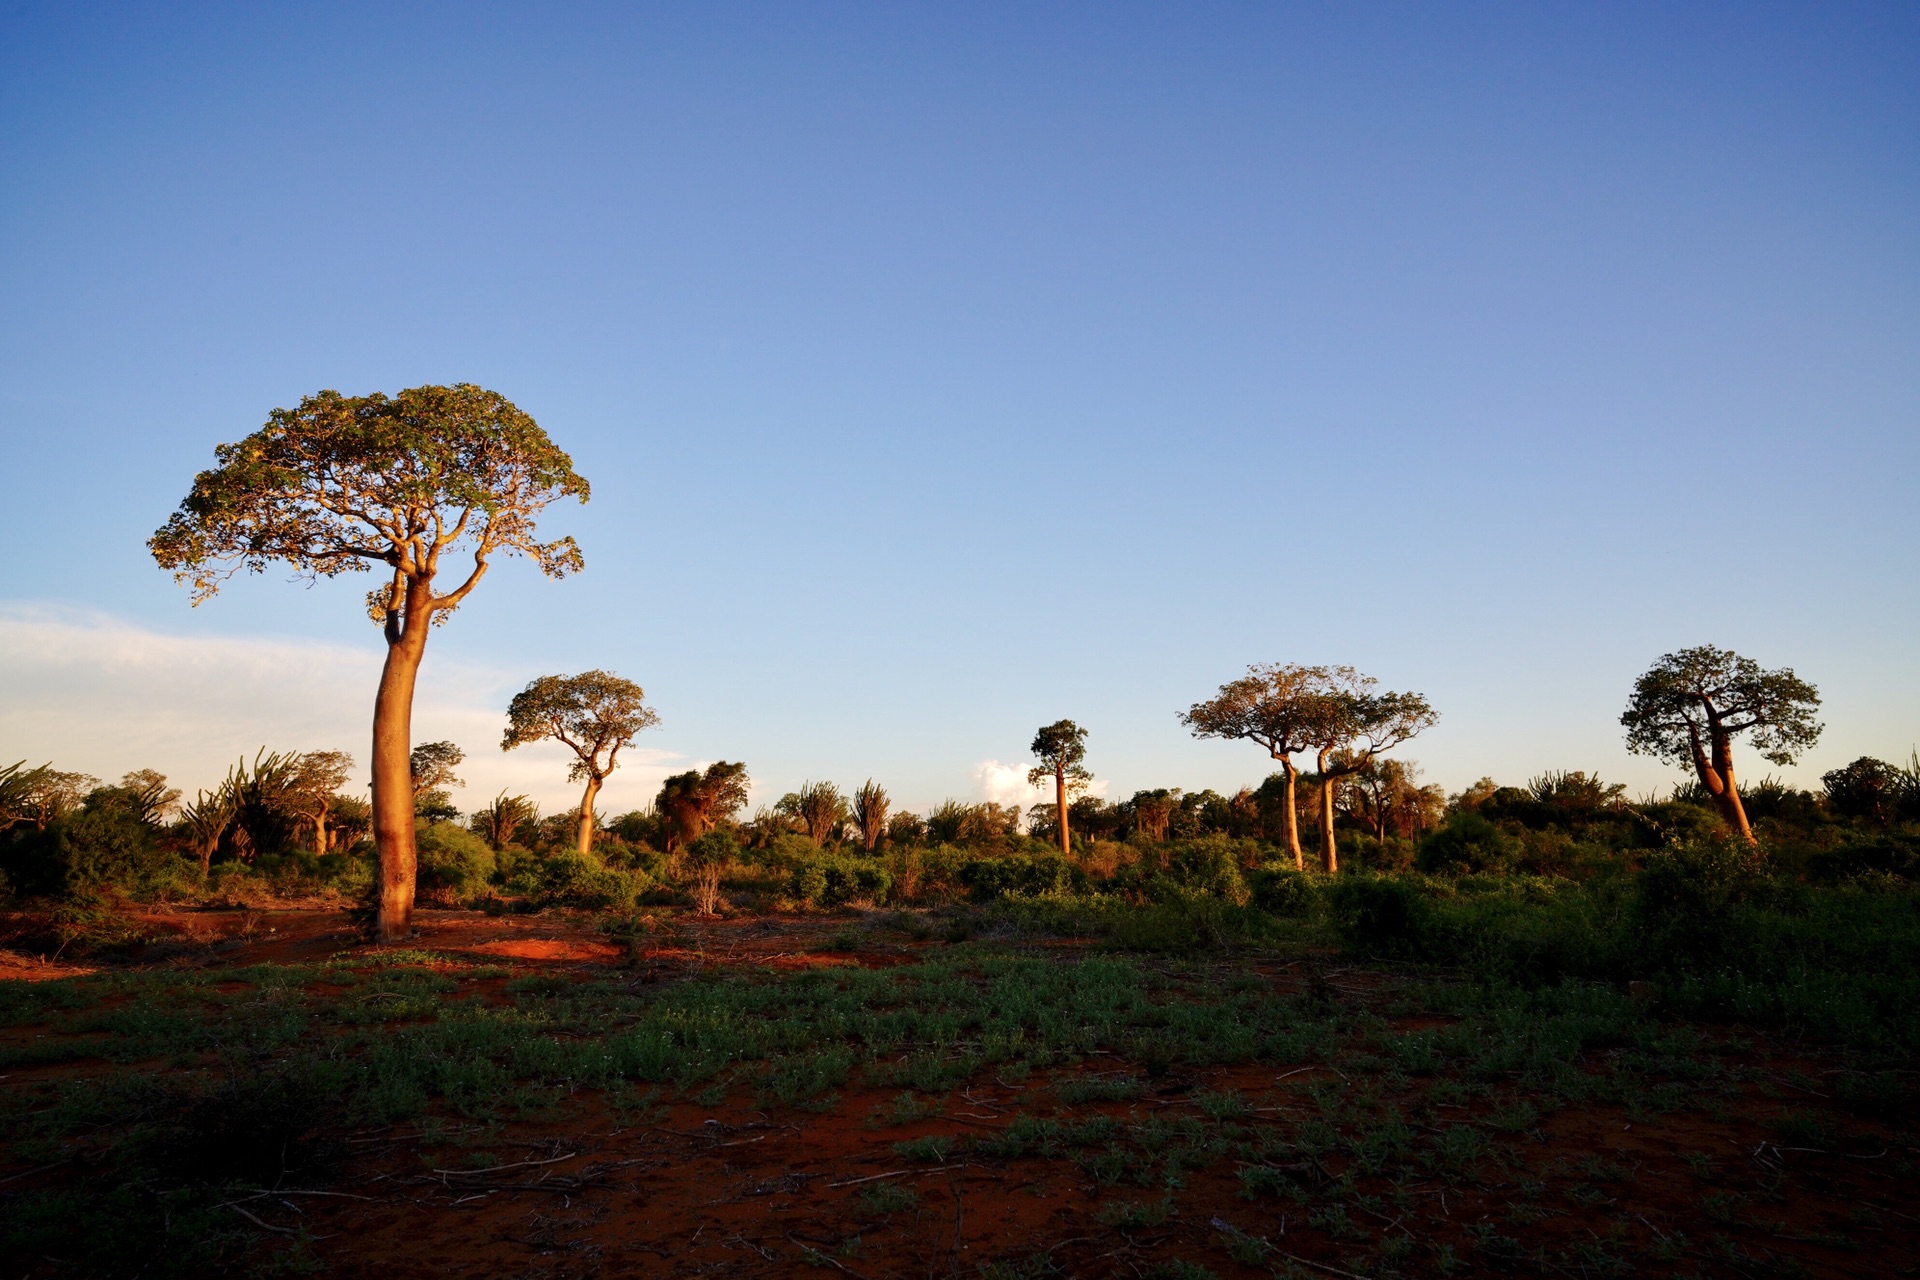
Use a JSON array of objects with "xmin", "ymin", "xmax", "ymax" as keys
[{"xmin": 1, "ymin": 2, "xmax": 1915, "ymax": 815}]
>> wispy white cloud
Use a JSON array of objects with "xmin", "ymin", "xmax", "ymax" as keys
[
  {"xmin": 972, "ymin": 759, "xmax": 1110, "ymax": 809},
  {"xmin": 0, "ymin": 603, "xmax": 681, "ymax": 815}
]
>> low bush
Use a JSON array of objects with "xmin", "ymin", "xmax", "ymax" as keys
[
  {"xmin": 505, "ymin": 848, "xmax": 648, "ymax": 910},
  {"xmin": 959, "ymin": 852, "xmax": 1088, "ymax": 902},
  {"xmin": 787, "ymin": 852, "xmax": 892, "ymax": 908},
  {"xmin": 415, "ymin": 820, "xmax": 497, "ymax": 904}
]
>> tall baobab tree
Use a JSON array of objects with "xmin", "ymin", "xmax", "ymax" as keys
[
  {"xmin": 1302, "ymin": 668, "xmax": 1436, "ymax": 874},
  {"xmin": 1181, "ymin": 664, "xmax": 1328, "ymax": 869},
  {"xmin": 151, "ymin": 384, "xmax": 588, "ymax": 941},
  {"xmin": 1028, "ymin": 720, "xmax": 1092, "ymax": 858},
  {"xmin": 502, "ymin": 671, "xmax": 659, "ymax": 854},
  {"xmin": 1621, "ymin": 645, "xmax": 1820, "ymax": 844}
]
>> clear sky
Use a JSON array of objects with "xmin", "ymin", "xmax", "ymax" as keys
[{"xmin": 1, "ymin": 2, "xmax": 1915, "ymax": 817}]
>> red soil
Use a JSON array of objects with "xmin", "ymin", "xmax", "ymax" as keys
[{"xmin": 2, "ymin": 907, "xmax": 1914, "ymax": 1278}]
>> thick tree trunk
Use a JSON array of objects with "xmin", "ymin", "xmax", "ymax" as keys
[
  {"xmin": 1687, "ymin": 724, "xmax": 1757, "ymax": 844},
  {"xmin": 371, "ymin": 583, "xmax": 432, "ymax": 943},
  {"xmin": 577, "ymin": 774, "xmax": 601, "ymax": 854},
  {"xmin": 1274, "ymin": 758, "xmax": 1304, "ymax": 871},
  {"xmin": 1316, "ymin": 748, "xmax": 1341, "ymax": 875},
  {"xmin": 1055, "ymin": 769, "xmax": 1070, "ymax": 858},
  {"xmin": 312, "ymin": 813, "xmax": 328, "ymax": 857}
]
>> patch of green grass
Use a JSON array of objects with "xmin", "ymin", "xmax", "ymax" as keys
[{"xmin": 855, "ymin": 1180, "xmax": 919, "ymax": 1216}]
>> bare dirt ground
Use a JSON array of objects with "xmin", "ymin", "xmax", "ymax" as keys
[{"xmin": 2, "ymin": 907, "xmax": 1915, "ymax": 1279}]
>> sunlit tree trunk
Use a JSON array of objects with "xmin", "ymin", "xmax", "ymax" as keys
[
  {"xmin": 1055, "ymin": 768, "xmax": 1070, "ymax": 858},
  {"xmin": 1274, "ymin": 758, "xmax": 1304, "ymax": 871},
  {"xmin": 1317, "ymin": 748, "xmax": 1340, "ymax": 875},
  {"xmin": 372, "ymin": 580, "xmax": 432, "ymax": 943},
  {"xmin": 577, "ymin": 774, "xmax": 602, "ymax": 854},
  {"xmin": 1688, "ymin": 724, "xmax": 1755, "ymax": 844}
]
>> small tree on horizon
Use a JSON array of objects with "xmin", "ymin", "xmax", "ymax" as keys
[
  {"xmin": 1621, "ymin": 645, "xmax": 1821, "ymax": 843},
  {"xmin": 150, "ymin": 384, "xmax": 588, "ymax": 941},
  {"xmin": 851, "ymin": 780, "xmax": 891, "ymax": 852},
  {"xmin": 1181, "ymin": 664, "xmax": 1330, "ymax": 869},
  {"xmin": 502, "ymin": 671, "xmax": 659, "ymax": 854},
  {"xmin": 657, "ymin": 762, "xmax": 751, "ymax": 853},
  {"xmin": 286, "ymin": 750, "xmax": 354, "ymax": 854},
  {"xmin": 1028, "ymin": 720, "xmax": 1091, "ymax": 858}
]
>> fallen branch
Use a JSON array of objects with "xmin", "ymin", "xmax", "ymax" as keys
[{"xmin": 431, "ymin": 1152, "xmax": 578, "ymax": 1176}]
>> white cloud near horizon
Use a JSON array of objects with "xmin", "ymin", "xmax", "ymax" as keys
[
  {"xmin": 0, "ymin": 603, "xmax": 685, "ymax": 815},
  {"xmin": 973, "ymin": 759, "xmax": 1110, "ymax": 809}
]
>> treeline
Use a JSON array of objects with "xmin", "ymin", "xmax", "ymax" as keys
[{"xmin": 4, "ymin": 740, "xmax": 1916, "ymax": 920}]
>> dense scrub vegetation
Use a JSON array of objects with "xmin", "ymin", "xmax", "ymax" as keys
[{"xmin": 4, "ymin": 751, "xmax": 1918, "ymax": 1051}]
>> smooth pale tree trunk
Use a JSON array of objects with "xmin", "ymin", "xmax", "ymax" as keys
[
  {"xmin": 1272, "ymin": 757, "xmax": 1305, "ymax": 871},
  {"xmin": 371, "ymin": 580, "xmax": 433, "ymax": 943},
  {"xmin": 1689, "ymin": 727, "xmax": 1756, "ymax": 844},
  {"xmin": 1316, "ymin": 748, "xmax": 1341, "ymax": 875},
  {"xmin": 311, "ymin": 813, "xmax": 328, "ymax": 857},
  {"xmin": 1055, "ymin": 769, "xmax": 1070, "ymax": 858},
  {"xmin": 577, "ymin": 774, "xmax": 602, "ymax": 854}
]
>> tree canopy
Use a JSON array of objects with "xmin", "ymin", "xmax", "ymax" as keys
[
  {"xmin": 150, "ymin": 383, "xmax": 589, "ymax": 942},
  {"xmin": 657, "ymin": 762, "xmax": 752, "ymax": 851},
  {"xmin": 1028, "ymin": 720, "xmax": 1092, "ymax": 857},
  {"xmin": 503, "ymin": 671, "xmax": 659, "ymax": 853},
  {"xmin": 1621, "ymin": 645, "xmax": 1821, "ymax": 841},
  {"xmin": 150, "ymin": 384, "xmax": 587, "ymax": 616}
]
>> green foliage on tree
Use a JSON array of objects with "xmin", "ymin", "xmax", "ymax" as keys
[
  {"xmin": 1028, "ymin": 720, "xmax": 1091, "ymax": 857},
  {"xmin": 1621, "ymin": 645, "xmax": 1821, "ymax": 843},
  {"xmin": 150, "ymin": 383, "xmax": 588, "ymax": 942},
  {"xmin": 502, "ymin": 671, "xmax": 658, "ymax": 853}
]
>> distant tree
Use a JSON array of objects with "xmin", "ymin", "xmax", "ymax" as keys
[
  {"xmin": 0, "ymin": 765, "xmax": 100, "ymax": 833},
  {"xmin": 1620, "ymin": 646, "xmax": 1821, "ymax": 843},
  {"xmin": 472, "ymin": 790, "xmax": 540, "ymax": 851},
  {"xmin": 117, "ymin": 770, "xmax": 182, "ymax": 826},
  {"xmin": 1027, "ymin": 720, "xmax": 1092, "ymax": 858},
  {"xmin": 328, "ymin": 794, "xmax": 373, "ymax": 851},
  {"xmin": 1340, "ymin": 758, "xmax": 1446, "ymax": 842},
  {"xmin": 1448, "ymin": 777, "xmax": 1500, "ymax": 813},
  {"xmin": 1822, "ymin": 757, "xmax": 1902, "ymax": 827},
  {"xmin": 1181, "ymin": 665, "xmax": 1329, "ymax": 869},
  {"xmin": 1301, "ymin": 670, "xmax": 1436, "ymax": 873},
  {"xmin": 151, "ymin": 384, "xmax": 588, "ymax": 941},
  {"xmin": 885, "ymin": 810, "xmax": 927, "ymax": 847},
  {"xmin": 502, "ymin": 671, "xmax": 659, "ymax": 854},
  {"xmin": 409, "ymin": 741, "xmax": 466, "ymax": 820},
  {"xmin": 656, "ymin": 762, "xmax": 752, "ymax": 853},
  {"xmin": 1128, "ymin": 789, "xmax": 1178, "ymax": 843},
  {"xmin": 178, "ymin": 788, "xmax": 232, "ymax": 878},
  {"xmin": 778, "ymin": 781, "xmax": 850, "ymax": 845},
  {"xmin": 283, "ymin": 751, "xmax": 354, "ymax": 854},
  {"xmin": 851, "ymin": 780, "xmax": 891, "ymax": 852}
]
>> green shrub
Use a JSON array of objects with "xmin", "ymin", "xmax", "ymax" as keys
[
  {"xmin": 959, "ymin": 852, "xmax": 1088, "ymax": 902},
  {"xmin": 1418, "ymin": 812, "xmax": 1519, "ymax": 875},
  {"xmin": 787, "ymin": 851, "xmax": 892, "ymax": 907},
  {"xmin": 506, "ymin": 848, "xmax": 648, "ymax": 910},
  {"xmin": 1247, "ymin": 864, "xmax": 1318, "ymax": 916},
  {"xmin": 415, "ymin": 820, "xmax": 497, "ymax": 903},
  {"xmin": 1631, "ymin": 834, "xmax": 1763, "ymax": 968},
  {"xmin": 1327, "ymin": 875, "xmax": 1448, "ymax": 960},
  {"xmin": 0, "ymin": 809, "xmax": 188, "ymax": 900}
]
